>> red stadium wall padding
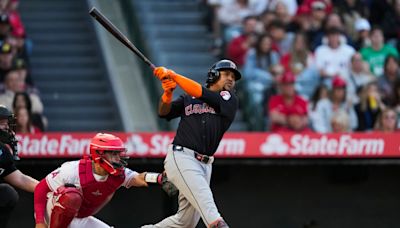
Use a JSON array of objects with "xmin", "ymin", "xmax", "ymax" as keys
[{"xmin": 15, "ymin": 132, "xmax": 400, "ymax": 158}]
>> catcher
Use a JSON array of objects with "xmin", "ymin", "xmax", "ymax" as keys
[{"xmin": 34, "ymin": 133, "xmax": 177, "ymax": 228}]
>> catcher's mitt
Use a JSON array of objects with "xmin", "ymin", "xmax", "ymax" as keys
[{"xmin": 157, "ymin": 172, "xmax": 179, "ymax": 197}]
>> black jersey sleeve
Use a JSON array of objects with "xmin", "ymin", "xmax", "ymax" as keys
[
  {"xmin": 0, "ymin": 145, "xmax": 17, "ymax": 178},
  {"xmin": 200, "ymin": 88, "xmax": 238, "ymax": 120},
  {"xmin": 159, "ymin": 95, "xmax": 185, "ymax": 121}
]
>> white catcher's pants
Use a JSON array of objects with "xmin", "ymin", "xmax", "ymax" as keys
[
  {"xmin": 45, "ymin": 192, "xmax": 113, "ymax": 228},
  {"xmin": 142, "ymin": 145, "xmax": 222, "ymax": 228}
]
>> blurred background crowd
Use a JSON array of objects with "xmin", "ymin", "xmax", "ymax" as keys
[
  {"xmin": 204, "ymin": 0, "xmax": 400, "ymax": 133},
  {"xmin": 0, "ymin": 0, "xmax": 45, "ymax": 134},
  {"xmin": 2, "ymin": 0, "xmax": 400, "ymax": 135}
]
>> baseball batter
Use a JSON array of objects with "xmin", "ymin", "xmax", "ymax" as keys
[
  {"xmin": 34, "ymin": 133, "xmax": 174, "ymax": 228},
  {"xmin": 142, "ymin": 60, "xmax": 241, "ymax": 228}
]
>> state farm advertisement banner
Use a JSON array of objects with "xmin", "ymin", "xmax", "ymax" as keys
[{"xmin": 15, "ymin": 132, "xmax": 400, "ymax": 158}]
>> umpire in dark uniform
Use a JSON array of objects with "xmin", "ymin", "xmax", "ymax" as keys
[
  {"xmin": 142, "ymin": 60, "xmax": 241, "ymax": 228},
  {"xmin": 0, "ymin": 105, "xmax": 38, "ymax": 227}
]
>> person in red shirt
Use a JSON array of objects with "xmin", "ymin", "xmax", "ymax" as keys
[
  {"xmin": 282, "ymin": 107, "xmax": 312, "ymax": 133},
  {"xmin": 226, "ymin": 15, "xmax": 258, "ymax": 67},
  {"xmin": 268, "ymin": 71, "xmax": 308, "ymax": 131}
]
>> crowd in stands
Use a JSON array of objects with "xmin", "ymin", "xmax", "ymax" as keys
[
  {"xmin": 205, "ymin": 0, "xmax": 400, "ymax": 133},
  {"xmin": 0, "ymin": 0, "xmax": 44, "ymax": 134}
]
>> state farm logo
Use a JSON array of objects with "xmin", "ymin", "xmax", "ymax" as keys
[
  {"xmin": 260, "ymin": 134, "xmax": 385, "ymax": 156},
  {"xmin": 260, "ymin": 134, "xmax": 289, "ymax": 155}
]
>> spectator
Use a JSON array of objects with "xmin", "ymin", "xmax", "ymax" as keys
[
  {"xmin": 6, "ymin": 0, "xmax": 25, "ymax": 39},
  {"xmin": 381, "ymin": 0, "xmax": 400, "ymax": 52},
  {"xmin": 346, "ymin": 52, "xmax": 375, "ymax": 104},
  {"xmin": 308, "ymin": 84, "xmax": 329, "ymax": 129},
  {"xmin": 369, "ymin": 0, "xmax": 392, "ymax": 27},
  {"xmin": 331, "ymin": 109, "xmax": 351, "ymax": 132},
  {"xmin": 226, "ymin": 15, "xmax": 259, "ymax": 67},
  {"xmin": 304, "ymin": 0, "xmax": 328, "ymax": 47},
  {"xmin": 311, "ymin": 13, "xmax": 354, "ymax": 51},
  {"xmin": 0, "ymin": 69, "xmax": 43, "ymax": 114},
  {"xmin": 353, "ymin": 18, "xmax": 371, "ymax": 50},
  {"xmin": 7, "ymin": 28, "xmax": 28, "ymax": 62},
  {"xmin": 309, "ymin": 84, "xmax": 329, "ymax": 111},
  {"xmin": 280, "ymin": 32, "xmax": 319, "ymax": 98},
  {"xmin": 0, "ymin": 0, "xmax": 8, "ymax": 12},
  {"xmin": 268, "ymin": 71, "xmax": 308, "ymax": 131},
  {"xmin": 12, "ymin": 91, "xmax": 44, "ymax": 131},
  {"xmin": 0, "ymin": 42, "xmax": 13, "ymax": 81},
  {"xmin": 284, "ymin": 108, "xmax": 311, "ymax": 132},
  {"xmin": 243, "ymin": 33, "xmax": 281, "ymax": 105},
  {"xmin": 271, "ymin": 1, "xmax": 292, "ymax": 25},
  {"xmin": 11, "ymin": 58, "xmax": 33, "ymax": 87},
  {"xmin": 300, "ymin": 0, "xmax": 333, "ymax": 15},
  {"xmin": 12, "ymin": 90, "xmax": 30, "ymax": 111},
  {"xmin": 289, "ymin": 5, "xmax": 312, "ymax": 32},
  {"xmin": 315, "ymin": 27, "xmax": 355, "ymax": 86},
  {"xmin": 268, "ymin": 19, "xmax": 295, "ymax": 56},
  {"xmin": 217, "ymin": 0, "xmax": 258, "ymax": 42},
  {"xmin": 360, "ymin": 27, "xmax": 399, "ymax": 77},
  {"xmin": 391, "ymin": 79, "xmax": 400, "ymax": 127},
  {"xmin": 334, "ymin": 0, "xmax": 369, "ymax": 41},
  {"xmin": 14, "ymin": 106, "xmax": 41, "ymax": 134},
  {"xmin": 374, "ymin": 108, "xmax": 398, "ymax": 132},
  {"xmin": 377, "ymin": 55, "xmax": 400, "ymax": 105},
  {"xmin": 267, "ymin": 0, "xmax": 298, "ymax": 17},
  {"xmin": 259, "ymin": 10, "xmax": 277, "ymax": 32},
  {"xmin": 0, "ymin": 13, "xmax": 10, "ymax": 41},
  {"xmin": 354, "ymin": 82, "xmax": 384, "ymax": 131},
  {"xmin": 205, "ymin": 0, "xmax": 226, "ymax": 57},
  {"xmin": 312, "ymin": 76, "xmax": 358, "ymax": 132}
]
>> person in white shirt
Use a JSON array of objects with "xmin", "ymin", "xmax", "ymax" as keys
[{"xmin": 314, "ymin": 27, "xmax": 355, "ymax": 88}]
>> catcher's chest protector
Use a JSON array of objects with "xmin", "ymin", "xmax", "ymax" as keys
[{"xmin": 77, "ymin": 158, "xmax": 124, "ymax": 218}]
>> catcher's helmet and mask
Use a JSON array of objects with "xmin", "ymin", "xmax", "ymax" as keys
[
  {"xmin": 89, "ymin": 133, "xmax": 128, "ymax": 176},
  {"xmin": 0, "ymin": 105, "xmax": 19, "ymax": 160},
  {"xmin": 206, "ymin": 59, "xmax": 242, "ymax": 88}
]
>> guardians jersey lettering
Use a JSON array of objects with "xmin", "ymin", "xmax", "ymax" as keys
[
  {"xmin": 185, "ymin": 103, "xmax": 216, "ymax": 116},
  {"xmin": 160, "ymin": 87, "xmax": 238, "ymax": 156}
]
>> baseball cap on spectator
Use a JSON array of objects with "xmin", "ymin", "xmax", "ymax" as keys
[
  {"xmin": 296, "ymin": 5, "xmax": 311, "ymax": 16},
  {"xmin": 0, "ymin": 14, "xmax": 9, "ymax": 24},
  {"xmin": 311, "ymin": 0, "xmax": 326, "ymax": 11},
  {"xmin": 11, "ymin": 58, "xmax": 26, "ymax": 70},
  {"xmin": 332, "ymin": 75, "xmax": 346, "ymax": 88},
  {"xmin": 354, "ymin": 18, "xmax": 371, "ymax": 32},
  {"xmin": 11, "ymin": 27, "xmax": 26, "ymax": 38},
  {"xmin": 279, "ymin": 71, "xmax": 296, "ymax": 84},
  {"xmin": 0, "ymin": 42, "xmax": 12, "ymax": 54}
]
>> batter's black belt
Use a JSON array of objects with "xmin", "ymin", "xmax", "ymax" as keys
[{"xmin": 172, "ymin": 144, "xmax": 214, "ymax": 164}]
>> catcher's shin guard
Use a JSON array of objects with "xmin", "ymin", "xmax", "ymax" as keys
[
  {"xmin": 209, "ymin": 219, "xmax": 229, "ymax": 228},
  {"xmin": 49, "ymin": 185, "xmax": 83, "ymax": 228}
]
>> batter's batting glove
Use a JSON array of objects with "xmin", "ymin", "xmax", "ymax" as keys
[
  {"xmin": 157, "ymin": 172, "xmax": 179, "ymax": 197},
  {"xmin": 162, "ymin": 78, "xmax": 177, "ymax": 94},
  {"xmin": 154, "ymin": 67, "xmax": 176, "ymax": 81},
  {"xmin": 161, "ymin": 79, "xmax": 176, "ymax": 103}
]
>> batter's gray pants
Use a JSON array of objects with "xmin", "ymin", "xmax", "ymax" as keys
[{"xmin": 142, "ymin": 145, "xmax": 223, "ymax": 228}]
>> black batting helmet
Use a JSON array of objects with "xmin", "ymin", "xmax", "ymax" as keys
[
  {"xmin": 206, "ymin": 59, "xmax": 241, "ymax": 87},
  {"xmin": 0, "ymin": 105, "xmax": 19, "ymax": 160}
]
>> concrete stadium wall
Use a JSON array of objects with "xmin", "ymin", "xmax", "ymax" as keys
[{"xmin": 8, "ymin": 162, "xmax": 400, "ymax": 228}]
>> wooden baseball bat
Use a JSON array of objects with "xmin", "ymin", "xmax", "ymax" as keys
[{"xmin": 89, "ymin": 7, "xmax": 155, "ymax": 69}]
